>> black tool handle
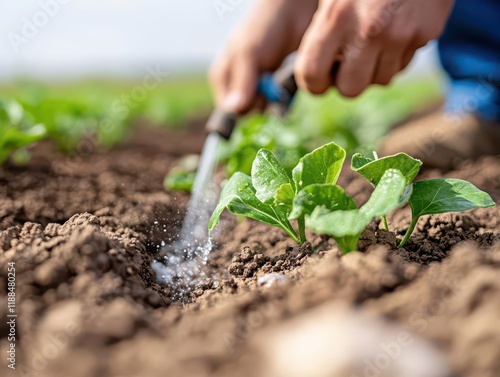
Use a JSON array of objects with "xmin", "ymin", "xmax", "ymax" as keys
[{"xmin": 205, "ymin": 109, "xmax": 237, "ymax": 139}]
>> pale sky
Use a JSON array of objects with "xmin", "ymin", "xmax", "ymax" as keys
[{"xmin": 0, "ymin": 0, "xmax": 439, "ymax": 81}]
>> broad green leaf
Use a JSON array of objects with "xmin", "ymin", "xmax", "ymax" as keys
[
  {"xmin": 359, "ymin": 169, "xmax": 407, "ymax": 218},
  {"xmin": 0, "ymin": 100, "xmax": 46, "ymax": 164},
  {"xmin": 0, "ymin": 128, "xmax": 46, "ymax": 163},
  {"xmin": 289, "ymin": 184, "xmax": 356, "ymax": 220},
  {"xmin": 0, "ymin": 100, "xmax": 24, "ymax": 125},
  {"xmin": 351, "ymin": 152, "xmax": 422, "ymax": 186},
  {"xmin": 292, "ymin": 142, "xmax": 346, "ymax": 190},
  {"xmin": 308, "ymin": 210, "xmax": 367, "ymax": 253},
  {"xmin": 252, "ymin": 149, "xmax": 292, "ymax": 204},
  {"xmin": 409, "ymin": 178, "xmax": 495, "ymax": 218},
  {"xmin": 209, "ymin": 172, "xmax": 299, "ymax": 242},
  {"xmin": 307, "ymin": 169, "xmax": 406, "ymax": 254},
  {"xmin": 274, "ymin": 183, "xmax": 295, "ymax": 209},
  {"xmin": 351, "ymin": 153, "xmax": 373, "ymax": 170},
  {"xmin": 398, "ymin": 178, "xmax": 495, "ymax": 248}
]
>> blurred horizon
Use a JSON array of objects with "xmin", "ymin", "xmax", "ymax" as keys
[{"xmin": 1, "ymin": 0, "xmax": 442, "ymax": 83}]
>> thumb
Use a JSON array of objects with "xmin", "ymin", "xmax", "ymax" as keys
[{"xmin": 223, "ymin": 56, "xmax": 259, "ymax": 114}]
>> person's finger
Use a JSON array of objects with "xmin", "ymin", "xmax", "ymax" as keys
[
  {"xmin": 336, "ymin": 42, "xmax": 379, "ymax": 97},
  {"xmin": 373, "ymin": 51, "xmax": 402, "ymax": 85},
  {"xmin": 295, "ymin": 5, "xmax": 344, "ymax": 94},
  {"xmin": 224, "ymin": 54, "xmax": 260, "ymax": 114},
  {"xmin": 401, "ymin": 46, "xmax": 417, "ymax": 70},
  {"xmin": 209, "ymin": 55, "xmax": 231, "ymax": 109}
]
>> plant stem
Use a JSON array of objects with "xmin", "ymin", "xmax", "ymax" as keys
[
  {"xmin": 398, "ymin": 216, "xmax": 419, "ymax": 248},
  {"xmin": 285, "ymin": 227, "xmax": 301, "ymax": 244},
  {"xmin": 382, "ymin": 216, "xmax": 389, "ymax": 231},
  {"xmin": 336, "ymin": 235, "xmax": 360, "ymax": 255},
  {"xmin": 298, "ymin": 217, "xmax": 307, "ymax": 244}
]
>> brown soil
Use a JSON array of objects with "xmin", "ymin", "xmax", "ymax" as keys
[{"xmin": 0, "ymin": 121, "xmax": 499, "ymax": 377}]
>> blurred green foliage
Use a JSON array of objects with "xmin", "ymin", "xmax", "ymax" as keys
[
  {"xmin": 1, "ymin": 76, "xmax": 212, "ymax": 155},
  {"xmin": 164, "ymin": 170, "xmax": 197, "ymax": 192},
  {"xmin": 0, "ymin": 74, "xmax": 440, "ymax": 175},
  {"xmin": 218, "ymin": 115, "xmax": 309, "ymax": 177},
  {"xmin": 0, "ymin": 100, "xmax": 46, "ymax": 164}
]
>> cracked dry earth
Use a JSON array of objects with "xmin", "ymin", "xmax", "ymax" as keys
[{"xmin": 0, "ymin": 122, "xmax": 499, "ymax": 377}]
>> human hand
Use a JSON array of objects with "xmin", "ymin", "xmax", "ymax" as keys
[
  {"xmin": 209, "ymin": 0, "xmax": 318, "ymax": 114},
  {"xmin": 295, "ymin": 0, "xmax": 454, "ymax": 97}
]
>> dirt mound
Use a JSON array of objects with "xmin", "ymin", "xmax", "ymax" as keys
[{"xmin": 0, "ymin": 124, "xmax": 499, "ymax": 377}]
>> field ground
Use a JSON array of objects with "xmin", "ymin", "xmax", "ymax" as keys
[{"xmin": 1, "ymin": 119, "xmax": 499, "ymax": 377}]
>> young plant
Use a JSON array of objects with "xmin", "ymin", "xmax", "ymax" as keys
[
  {"xmin": 351, "ymin": 152, "xmax": 496, "ymax": 248},
  {"xmin": 209, "ymin": 142, "xmax": 347, "ymax": 244},
  {"xmin": 209, "ymin": 141, "xmax": 496, "ymax": 255},
  {"xmin": 0, "ymin": 100, "xmax": 46, "ymax": 164},
  {"xmin": 306, "ymin": 169, "xmax": 406, "ymax": 253}
]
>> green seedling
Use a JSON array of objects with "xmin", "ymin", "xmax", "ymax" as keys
[
  {"xmin": 209, "ymin": 142, "xmax": 347, "ymax": 244},
  {"xmin": 306, "ymin": 169, "xmax": 406, "ymax": 253},
  {"xmin": 210, "ymin": 142, "xmax": 410, "ymax": 254},
  {"xmin": 210, "ymin": 142, "xmax": 495, "ymax": 254},
  {"xmin": 352, "ymin": 152, "xmax": 496, "ymax": 248},
  {"xmin": 0, "ymin": 100, "xmax": 46, "ymax": 164}
]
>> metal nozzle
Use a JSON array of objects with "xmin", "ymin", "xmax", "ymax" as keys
[
  {"xmin": 273, "ymin": 55, "xmax": 298, "ymax": 100},
  {"xmin": 205, "ymin": 109, "xmax": 237, "ymax": 140}
]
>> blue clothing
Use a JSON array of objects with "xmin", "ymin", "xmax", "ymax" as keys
[{"xmin": 438, "ymin": 0, "xmax": 500, "ymax": 121}]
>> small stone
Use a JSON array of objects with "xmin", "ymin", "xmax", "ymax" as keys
[{"xmin": 258, "ymin": 273, "xmax": 289, "ymax": 288}]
